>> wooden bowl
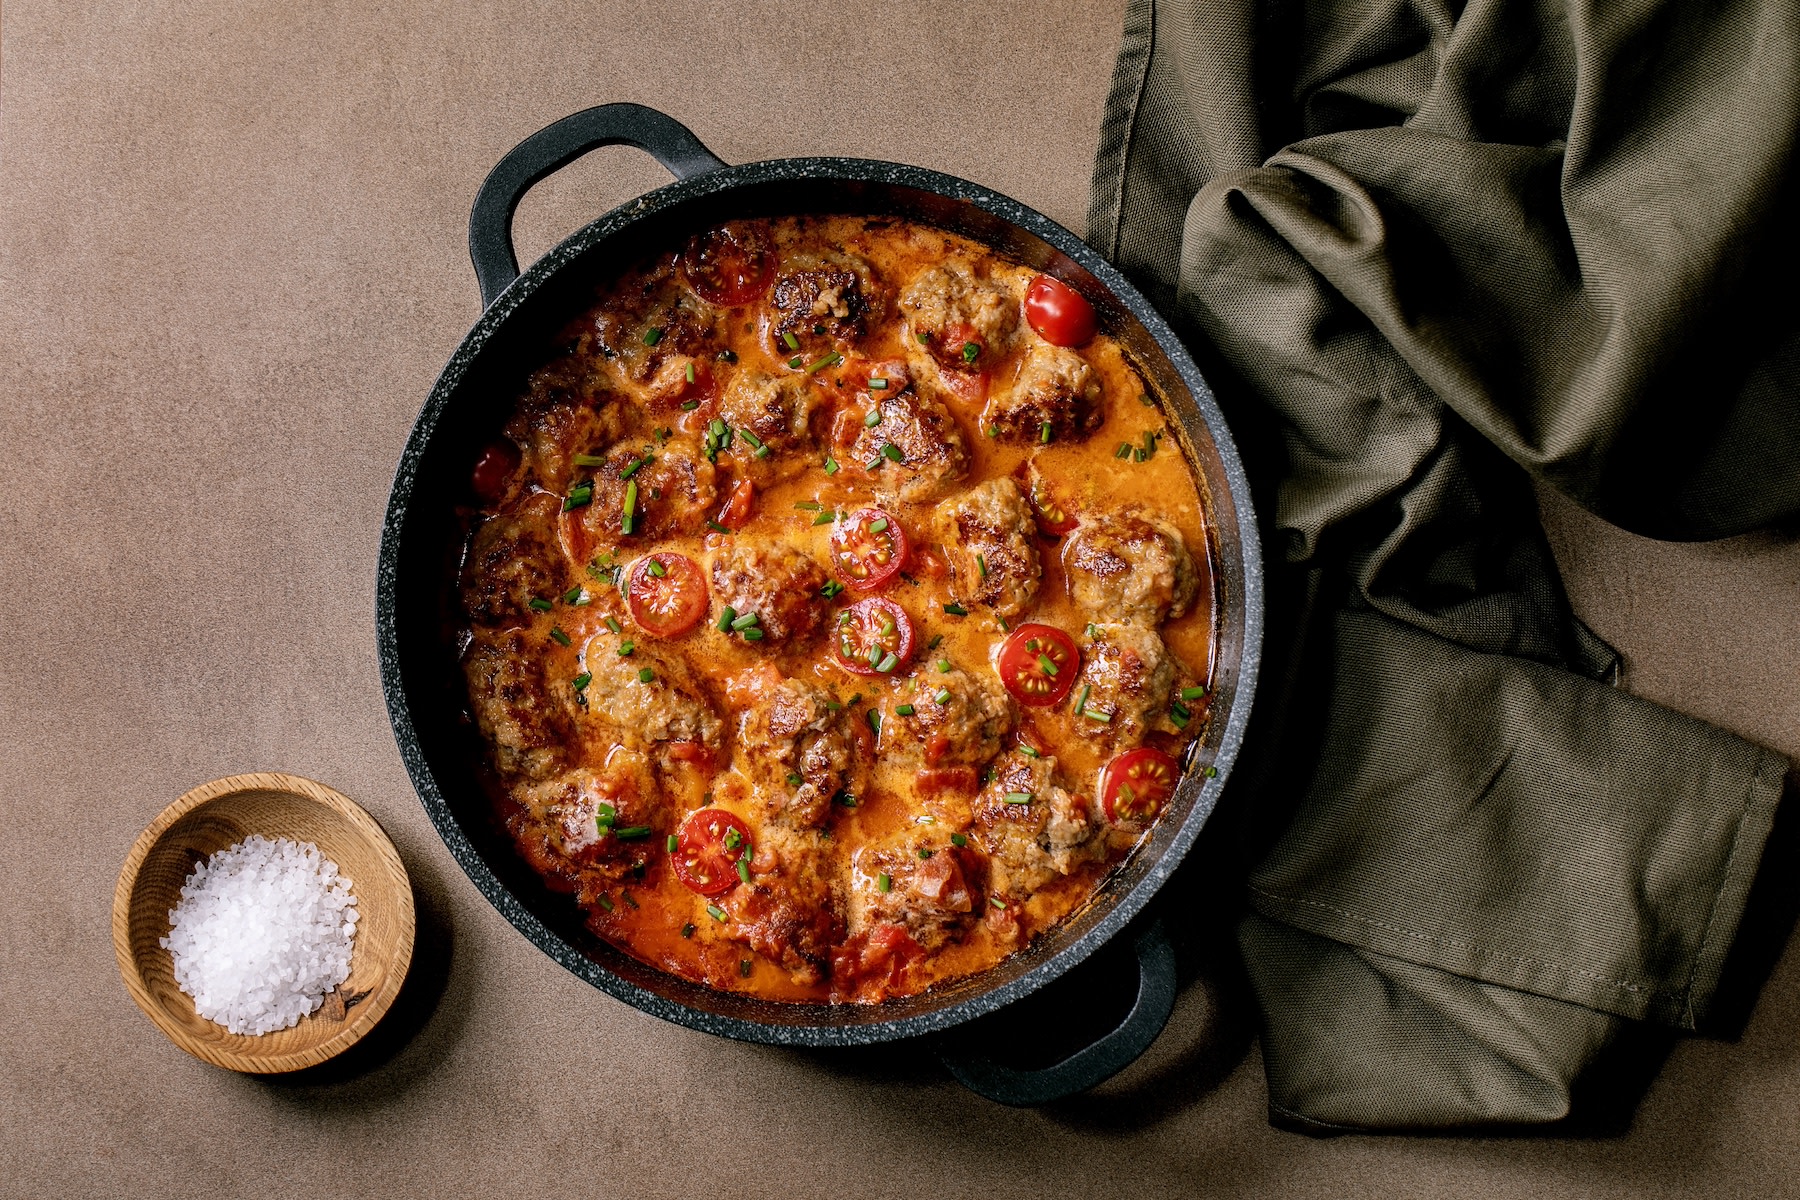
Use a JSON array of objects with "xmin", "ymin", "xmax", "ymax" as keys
[{"xmin": 112, "ymin": 772, "xmax": 416, "ymax": 1073}]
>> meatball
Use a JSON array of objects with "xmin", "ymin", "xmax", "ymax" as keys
[
  {"xmin": 900, "ymin": 262, "xmax": 1022, "ymax": 393},
  {"xmin": 504, "ymin": 391, "xmax": 629, "ymax": 494},
  {"xmin": 847, "ymin": 835, "xmax": 979, "ymax": 952},
  {"xmin": 566, "ymin": 436, "xmax": 719, "ymax": 559},
  {"xmin": 464, "ymin": 632, "xmax": 575, "ymax": 782},
  {"xmin": 721, "ymin": 821, "xmax": 843, "ymax": 984},
  {"xmin": 884, "ymin": 664, "xmax": 1014, "ymax": 771},
  {"xmin": 508, "ymin": 753, "xmax": 661, "ymax": 903},
  {"xmin": 1074, "ymin": 623, "xmax": 1176, "ymax": 752},
  {"xmin": 578, "ymin": 638, "xmax": 722, "ymax": 751},
  {"xmin": 1062, "ymin": 508, "xmax": 1199, "ymax": 627},
  {"xmin": 984, "ymin": 344, "xmax": 1104, "ymax": 445},
  {"xmin": 846, "ymin": 381, "xmax": 970, "ymax": 505},
  {"xmin": 715, "ymin": 368, "xmax": 825, "ymax": 479},
  {"xmin": 767, "ymin": 252, "xmax": 882, "ymax": 353},
  {"xmin": 462, "ymin": 492, "xmax": 567, "ymax": 627},
  {"xmin": 943, "ymin": 478, "xmax": 1042, "ymax": 618},
  {"xmin": 728, "ymin": 667, "xmax": 864, "ymax": 827},
  {"xmin": 971, "ymin": 751, "xmax": 1103, "ymax": 899},
  {"xmin": 591, "ymin": 272, "xmax": 722, "ymax": 397},
  {"xmin": 710, "ymin": 542, "xmax": 828, "ymax": 644}
]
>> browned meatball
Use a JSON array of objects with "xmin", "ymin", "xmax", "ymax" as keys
[
  {"xmin": 984, "ymin": 344, "xmax": 1104, "ymax": 445},
  {"xmin": 507, "ymin": 753, "xmax": 661, "ymax": 904},
  {"xmin": 970, "ymin": 751, "xmax": 1103, "ymax": 899},
  {"xmin": 721, "ymin": 821, "xmax": 843, "ymax": 984},
  {"xmin": 464, "ymin": 631, "xmax": 575, "ymax": 782},
  {"xmin": 591, "ymin": 272, "xmax": 722, "ymax": 396},
  {"xmin": 715, "ymin": 368, "xmax": 826, "ymax": 480},
  {"xmin": 728, "ymin": 667, "xmax": 865, "ymax": 827},
  {"xmin": 847, "ymin": 834, "xmax": 979, "ymax": 952},
  {"xmin": 846, "ymin": 380, "xmax": 970, "ymax": 505},
  {"xmin": 767, "ymin": 252, "xmax": 882, "ymax": 353},
  {"xmin": 504, "ymin": 392, "xmax": 628, "ymax": 494},
  {"xmin": 566, "ymin": 436, "xmax": 719, "ymax": 558},
  {"xmin": 884, "ymin": 664, "xmax": 1014, "ymax": 770},
  {"xmin": 710, "ymin": 541, "xmax": 828, "ymax": 644},
  {"xmin": 462, "ymin": 492, "xmax": 567, "ymax": 627},
  {"xmin": 942, "ymin": 478, "xmax": 1042, "ymax": 618},
  {"xmin": 1073, "ymin": 623, "xmax": 1176, "ymax": 752},
  {"xmin": 577, "ymin": 637, "xmax": 721, "ymax": 751},
  {"xmin": 1062, "ymin": 508, "xmax": 1198, "ymax": 627},
  {"xmin": 900, "ymin": 262, "xmax": 1022, "ymax": 393}
]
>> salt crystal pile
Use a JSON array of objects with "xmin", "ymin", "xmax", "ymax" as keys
[{"xmin": 160, "ymin": 834, "xmax": 360, "ymax": 1035}]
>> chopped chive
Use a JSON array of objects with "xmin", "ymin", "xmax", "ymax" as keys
[
  {"xmin": 786, "ymin": 772, "xmax": 804, "ymax": 787},
  {"xmin": 605, "ymin": 616, "xmax": 622, "ymax": 633},
  {"xmin": 880, "ymin": 617, "xmax": 896, "ymax": 636},
  {"xmin": 868, "ymin": 517, "xmax": 889, "ymax": 534},
  {"xmin": 869, "ymin": 377, "xmax": 889, "ymax": 389},
  {"xmin": 717, "ymin": 605, "xmax": 737, "ymax": 632},
  {"xmin": 615, "ymin": 825, "xmax": 652, "ymax": 840},
  {"xmin": 977, "ymin": 553, "xmax": 988, "ymax": 579},
  {"xmin": 573, "ymin": 671, "xmax": 592, "ymax": 690},
  {"xmin": 1134, "ymin": 448, "xmax": 1148, "ymax": 462},
  {"xmin": 562, "ymin": 586, "xmax": 583, "ymax": 604},
  {"xmin": 991, "ymin": 896, "xmax": 1006, "ymax": 909},
  {"xmin": 937, "ymin": 659, "xmax": 951, "ymax": 673},
  {"xmin": 812, "ymin": 510, "xmax": 835, "ymax": 525},
  {"xmin": 1085, "ymin": 623, "xmax": 1099, "ymax": 638},
  {"xmin": 619, "ymin": 457, "xmax": 645, "ymax": 480},
  {"xmin": 723, "ymin": 827, "xmax": 742, "ymax": 851},
  {"xmin": 867, "ymin": 709, "xmax": 882, "ymax": 734},
  {"xmin": 806, "ymin": 352, "xmax": 842, "ymax": 374},
  {"xmin": 863, "ymin": 410, "xmax": 883, "ymax": 430},
  {"xmin": 618, "ymin": 640, "xmax": 635, "ymax": 656},
  {"xmin": 867, "ymin": 645, "xmax": 883, "ymax": 668},
  {"xmin": 550, "ymin": 626, "xmax": 572, "ymax": 647},
  {"xmin": 736, "ymin": 858, "xmax": 751, "ymax": 884},
  {"xmin": 1116, "ymin": 442, "xmax": 1133, "ymax": 459},
  {"xmin": 1205, "ymin": 765, "xmax": 1219, "ymax": 777},
  {"xmin": 788, "ymin": 355, "xmax": 804, "ymax": 369},
  {"xmin": 820, "ymin": 580, "xmax": 845, "ymax": 598},
  {"xmin": 951, "ymin": 833, "xmax": 968, "ymax": 847},
  {"xmin": 1074, "ymin": 683, "xmax": 1090, "ymax": 715},
  {"xmin": 934, "ymin": 689, "xmax": 952, "ymax": 705},
  {"xmin": 1037, "ymin": 653, "xmax": 1059, "ymax": 676},
  {"xmin": 637, "ymin": 666, "xmax": 654, "ymax": 683},
  {"xmin": 918, "ymin": 847, "xmax": 933, "ymax": 859},
  {"xmin": 596, "ymin": 804, "xmax": 616, "ymax": 830},
  {"xmin": 1020, "ymin": 744, "xmax": 1041, "ymax": 758},
  {"xmin": 1170, "ymin": 707, "xmax": 1191, "ymax": 729},
  {"xmin": 527, "ymin": 597, "xmax": 553, "ymax": 613},
  {"xmin": 643, "ymin": 327, "xmax": 663, "ymax": 346},
  {"xmin": 823, "ymin": 457, "xmax": 840, "ymax": 475},
  {"xmin": 666, "ymin": 834, "xmax": 678, "ymax": 853},
  {"xmin": 896, "ymin": 704, "xmax": 916, "ymax": 716},
  {"xmin": 710, "ymin": 418, "xmax": 726, "ymax": 436},
  {"xmin": 877, "ymin": 873, "xmax": 892, "ymax": 893},
  {"xmin": 622, "ymin": 479, "xmax": 638, "ymax": 532},
  {"xmin": 681, "ymin": 922, "xmax": 696, "ymax": 938},
  {"xmin": 597, "ymin": 894, "xmax": 614, "ymax": 912},
  {"xmin": 1181, "ymin": 685, "xmax": 1208, "ymax": 700},
  {"xmin": 796, "ymin": 501, "xmax": 823, "ymax": 511},
  {"xmin": 647, "ymin": 559, "xmax": 667, "ymax": 578},
  {"xmin": 880, "ymin": 442, "xmax": 903, "ymax": 462},
  {"xmin": 866, "ymin": 454, "xmax": 885, "ymax": 471},
  {"xmin": 743, "ymin": 628, "xmax": 765, "ymax": 641},
  {"xmin": 622, "ymin": 890, "xmax": 639, "ymax": 909},
  {"xmin": 837, "ymin": 791, "xmax": 859, "ymax": 807},
  {"xmin": 754, "ymin": 445, "xmax": 771, "ymax": 459},
  {"xmin": 876, "ymin": 652, "xmax": 898, "ymax": 673},
  {"xmin": 1085, "ymin": 708, "xmax": 1114, "ymax": 723},
  {"xmin": 917, "ymin": 330, "xmax": 932, "ymax": 344},
  {"xmin": 731, "ymin": 612, "xmax": 760, "ymax": 630},
  {"xmin": 1004, "ymin": 792, "xmax": 1034, "ymax": 805},
  {"xmin": 740, "ymin": 429, "xmax": 765, "ymax": 450},
  {"xmin": 707, "ymin": 520, "xmax": 732, "ymax": 533},
  {"xmin": 944, "ymin": 603, "xmax": 968, "ymax": 616},
  {"xmin": 927, "ymin": 634, "xmax": 943, "ymax": 651},
  {"xmin": 706, "ymin": 904, "xmax": 728, "ymax": 923},
  {"xmin": 783, "ymin": 330, "xmax": 800, "ymax": 350},
  {"xmin": 987, "ymin": 425, "xmax": 1000, "ymax": 438},
  {"xmin": 685, "ymin": 361, "xmax": 696, "ymax": 384},
  {"xmin": 572, "ymin": 452, "xmax": 607, "ymax": 467},
  {"xmin": 561, "ymin": 485, "xmax": 593, "ymax": 511},
  {"xmin": 681, "ymin": 399, "xmax": 700, "ymax": 411},
  {"xmin": 1171, "ymin": 701, "xmax": 1192, "ymax": 721},
  {"xmin": 1040, "ymin": 422, "xmax": 1053, "ymax": 444},
  {"xmin": 961, "ymin": 341, "xmax": 979, "ymax": 362}
]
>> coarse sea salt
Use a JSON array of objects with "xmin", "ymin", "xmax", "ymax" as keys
[{"xmin": 160, "ymin": 834, "xmax": 359, "ymax": 1036}]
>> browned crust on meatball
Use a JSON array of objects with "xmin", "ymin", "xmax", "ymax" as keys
[
  {"xmin": 847, "ymin": 382, "xmax": 970, "ymax": 504},
  {"xmin": 970, "ymin": 752, "xmax": 1103, "ymax": 900},
  {"xmin": 576, "ymin": 637, "xmax": 721, "ymax": 752},
  {"xmin": 846, "ymin": 836, "xmax": 980, "ymax": 952},
  {"xmin": 767, "ymin": 252, "xmax": 884, "ymax": 353},
  {"xmin": 732, "ymin": 671, "xmax": 866, "ymax": 827},
  {"xmin": 461, "ymin": 492, "xmax": 568, "ymax": 627},
  {"xmin": 710, "ymin": 541, "xmax": 828, "ymax": 645},
  {"xmin": 464, "ymin": 631, "xmax": 576, "ymax": 782},
  {"xmin": 984, "ymin": 344, "xmax": 1104, "ymax": 445},
  {"xmin": 1062, "ymin": 508, "xmax": 1198, "ymax": 627},
  {"xmin": 1072, "ymin": 623, "xmax": 1177, "ymax": 753},
  {"xmin": 943, "ymin": 478, "xmax": 1042, "ymax": 618},
  {"xmin": 885, "ymin": 665, "xmax": 1015, "ymax": 770}
]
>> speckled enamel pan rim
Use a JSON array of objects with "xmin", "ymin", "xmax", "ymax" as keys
[{"xmin": 378, "ymin": 154, "xmax": 1264, "ymax": 1047}]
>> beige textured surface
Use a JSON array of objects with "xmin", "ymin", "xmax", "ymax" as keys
[{"xmin": 3, "ymin": 3, "xmax": 1797, "ymax": 1196}]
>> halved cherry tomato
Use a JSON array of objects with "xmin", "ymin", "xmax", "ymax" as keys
[
  {"xmin": 1100, "ymin": 747, "xmax": 1183, "ymax": 823},
  {"xmin": 682, "ymin": 225, "xmax": 772, "ymax": 306},
  {"xmin": 671, "ymin": 807, "xmax": 754, "ymax": 896},
  {"xmin": 1024, "ymin": 275, "xmax": 1098, "ymax": 347},
  {"xmin": 625, "ymin": 551, "xmax": 708, "ymax": 638},
  {"xmin": 995, "ymin": 623, "xmax": 1079, "ymax": 707},
  {"xmin": 831, "ymin": 507, "xmax": 908, "ymax": 590},
  {"xmin": 1020, "ymin": 467, "xmax": 1078, "ymax": 536},
  {"xmin": 471, "ymin": 440, "xmax": 520, "ymax": 502},
  {"xmin": 832, "ymin": 597, "xmax": 915, "ymax": 676},
  {"xmin": 716, "ymin": 478, "xmax": 755, "ymax": 531}
]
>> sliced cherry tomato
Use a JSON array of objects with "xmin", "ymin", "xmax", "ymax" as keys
[
  {"xmin": 671, "ymin": 807, "xmax": 754, "ymax": 896},
  {"xmin": 831, "ymin": 507, "xmax": 909, "ymax": 590},
  {"xmin": 1020, "ymin": 467, "xmax": 1078, "ymax": 536},
  {"xmin": 716, "ymin": 478, "xmax": 755, "ymax": 531},
  {"xmin": 625, "ymin": 551, "xmax": 708, "ymax": 638},
  {"xmin": 471, "ymin": 440, "xmax": 520, "ymax": 503},
  {"xmin": 1024, "ymin": 274, "xmax": 1098, "ymax": 347},
  {"xmin": 995, "ymin": 623, "xmax": 1079, "ymax": 708},
  {"xmin": 682, "ymin": 225, "xmax": 772, "ymax": 306},
  {"xmin": 832, "ymin": 597, "xmax": 915, "ymax": 677},
  {"xmin": 1100, "ymin": 747, "xmax": 1183, "ymax": 823}
]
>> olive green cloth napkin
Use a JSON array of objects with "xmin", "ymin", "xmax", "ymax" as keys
[{"xmin": 1088, "ymin": 0, "xmax": 1797, "ymax": 1131}]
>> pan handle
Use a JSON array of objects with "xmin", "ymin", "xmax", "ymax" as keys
[
  {"xmin": 938, "ymin": 917, "xmax": 1178, "ymax": 1106},
  {"xmin": 469, "ymin": 103, "xmax": 728, "ymax": 307}
]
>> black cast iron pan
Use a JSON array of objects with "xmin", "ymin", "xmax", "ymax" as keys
[{"xmin": 377, "ymin": 103, "xmax": 1263, "ymax": 1104}]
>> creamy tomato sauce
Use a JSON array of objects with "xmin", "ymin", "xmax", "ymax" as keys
[{"xmin": 456, "ymin": 215, "xmax": 1215, "ymax": 1004}]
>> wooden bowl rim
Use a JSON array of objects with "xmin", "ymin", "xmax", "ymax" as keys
[{"xmin": 111, "ymin": 771, "xmax": 417, "ymax": 1074}]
